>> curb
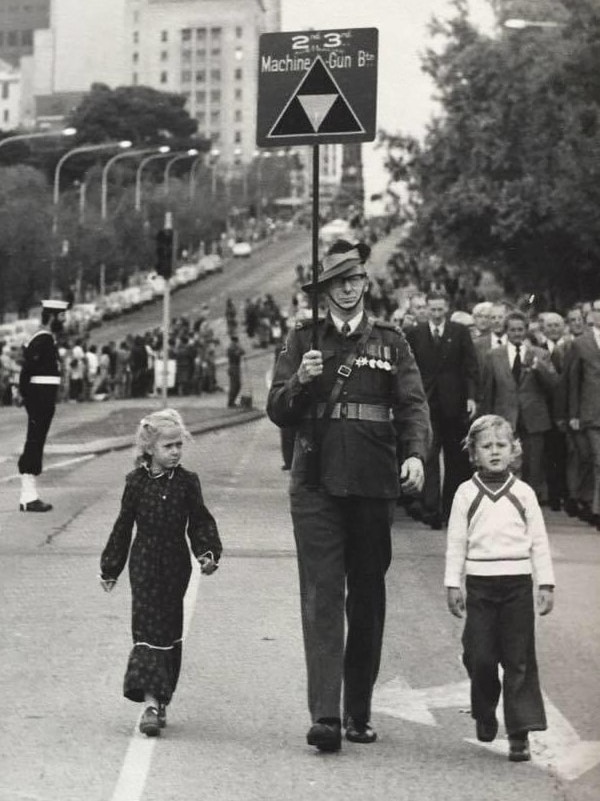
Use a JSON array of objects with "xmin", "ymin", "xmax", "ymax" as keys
[{"xmin": 43, "ymin": 408, "xmax": 266, "ymax": 457}]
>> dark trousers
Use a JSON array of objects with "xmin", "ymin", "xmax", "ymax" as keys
[
  {"xmin": 517, "ymin": 425, "xmax": 547, "ymax": 502},
  {"xmin": 280, "ymin": 427, "xmax": 296, "ymax": 469},
  {"xmin": 423, "ymin": 413, "xmax": 471, "ymax": 520},
  {"xmin": 290, "ymin": 490, "xmax": 394, "ymax": 723},
  {"xmin": 18, "ymin": 389, "xmax": 56, "ymax": 476},
  {"xmin": 462, "ymin": 575, "xmax": 547, "ymax": 736},
  {"xmin": 545, "ymin": 427, "xmax": 567, "ymax": 506},
  {"xmin": 227, "ymin": 369, "xmax": 241, "ymax": 407}
]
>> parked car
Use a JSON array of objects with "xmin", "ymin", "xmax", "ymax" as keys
[
  {"xmin": 200, "ymin": 254, "xmax": 223, "ymax": 274},
  {"xmin": 232, "ymin": 240, "xmax": 252, "ymax": 258}
]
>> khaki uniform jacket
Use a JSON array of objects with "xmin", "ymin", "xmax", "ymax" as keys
[{"xmin": 267, "ymin": 313, "xmax": 431, "ymax": 498}]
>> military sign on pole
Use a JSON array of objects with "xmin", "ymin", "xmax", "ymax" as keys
[{"xmin": 257, "ymin": 28, "xmax": 378, "ymax": 147}]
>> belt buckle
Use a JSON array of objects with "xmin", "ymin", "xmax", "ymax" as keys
[{"xmin": 337, "ymin": 364, "xmax": 352, "ymax": 378}]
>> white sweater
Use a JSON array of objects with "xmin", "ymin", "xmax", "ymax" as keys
[{"xmin": 444, "ymin": 473, "xmax": 555, "ymax": 588}]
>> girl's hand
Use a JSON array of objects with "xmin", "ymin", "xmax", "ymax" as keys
[
  {"xmin": 447, "ymin": 587, "xmax": 465, "ymax": 618},
  {"xmin": 538, "ymin": 587, "xmax": 554, "ymax": 616},
  {"xmin": 100, "ymin": 577, "xmax": 117, "ymax": 593},
  {"xmin": 198, "ymin": 552, "xmax": 219, "ymax": 576}
]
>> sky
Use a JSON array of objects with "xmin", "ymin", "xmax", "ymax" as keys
[{"xmin": 281, "ymin": 0, "xmax": 496, "ymax": 210}]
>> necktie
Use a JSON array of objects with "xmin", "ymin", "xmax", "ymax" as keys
[
  {"xmin": 433, "ymin": 326, "xmax": 441, "ymax": 345},
  {"xmin": 512, "ymin": 344, "xmax": 522, "ymax": 383},
  {"xmin": 496, "ymin": 337, "xmax": 503, "ymax": 347},
  {"xmin": 341, "ymin": 322, "xmax": 351, "ymax": 337}
]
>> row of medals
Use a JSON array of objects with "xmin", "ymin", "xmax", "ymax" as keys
[{"xmin": 354, "ymin": 356, "xmax": 393, "ymax": 371}]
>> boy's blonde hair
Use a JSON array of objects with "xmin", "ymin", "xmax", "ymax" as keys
[
  {"xmin": 134, "ymin": 408, "xmax": 191, "ymax": 466},
  {"xmin": 464, "ymin": 414, "xmax": 522, "ymax": 466}
]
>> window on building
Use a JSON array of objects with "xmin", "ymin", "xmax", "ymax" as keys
[
  {"xmin": 160, "ymin": 71, "xmax": 168, "ymax": 84},
  {"xmin": 181, "ymin": 50, "xmax": 191, "ymax": 63},
  {"xmin": 234, "ymin": 109, "xmax": 242, "ymax": 122},
  {"xmin": 196, "ymin": 49, "xmax": 206, "ymax": 59},
  {"xmin": 132, "ymin": 72, "xmax": 138, "ymax": 85},
  {"xmin": 236, "ymin": 26, "xmax": 243, "ymax": 38},
  {"xmin": 133, "ymin": 31, "xmax": 139, "ymax": 44},
  {"xmin": 132, "ymin": 52, "xmax": 138, "ymax": 63},
  {"xmin": 234, "ymin": 67, "xmax": 242, "ymax": 81},
  {"xmin": 182, "ymin": 91, "xmax": 191, "ymax": 103},
  {"xmin": 210, "ymin": 110, "xmax": 220, "ymax": 124},
  {"xmin": 235, "ymin": 88, "xmax": 242, "ymax": 101},
  {"xmin": 3, "ymin": 110, "xmax": 9, "ymax": 123},
  {"xmin": 0, "ymin": 33, "xmax": 4, "ymax": 47},
  {"xmin": 8, "ymin": 32, "xmax": 18, "ymax": 46},
  {"xmin": 234, "ymin": 131, "xmax": 242, "ymax": 144},
  {"xmin": 235, "ymin": 47, "xmax": 243, "ymax": 61},
  {"xmin": 2, "ymin": 82, "xmax": 9, "ymax": 99},
  {"xmin": 21, "ymin": 29, "xmax": 33, "ymax": 47},
  {"xmin": 210, "ymin": 89, "xmax": 220, "ymax": 103},
  {"xmin": 195, "ymin": 70, "xmax": 205, "ymax": 83},
  {"xmin": 211, "ymin": 47, "xmax": 221, "ymax": 56},
  {"xmin": 210, "ymin": 27, "xmax": 222, "ymax": 41},
  {"xmin": 195, "ymin": 90, "xmax": 206, "ymax": 104},
  {"xmin": 161, "ymin": 50, "xmax": 169, "ymax": 61},
  {"xmin": 181, "ymin": 70, "xmax": 192, "ymax": 83},
  {"xmin": 133, "ymin": 10, "xmax": 139, "ymax": 24},
  {"xmin": 210, "ymin": 68, "xmax": 221, "ymax": 82},
  {"xmin": 181, "ymin": 28, "xmax": 191, "ymax": 42},
  {"xmin": 196, "ymin": 111, "xmax": 206, "ymax": 124},
  {"xmin": 161, "ymin": 30, "xmax": 168, "ymax": 42},
  {"xmin": 196, "ymin": 28, "xmax": 206, "ymax": 41},
  {"xmin": 211, "ymin": 132, "xmax": 220, "ymax": 143}
]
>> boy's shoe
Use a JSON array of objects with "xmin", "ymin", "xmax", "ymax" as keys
[
  {"xmin": 508, "ymin": 732, "xmax": 531, "ymax": 762},
  {"xmin": 306, "ymin": 719, "xmax": 342, "ymax": 752},
  {"xmin": 476, "ymin": 717, "xmax": 498, "ymax": 742},
  {"xmin": 345, "ymin": 717, "xmax": 377, "ymax": 744},
  {"xmin": 20, "ymin": 499, "xmax": 53, "ymax": 512},
  {"xmin": 139, "ymin": 706, "xmax": 161, "ymax": 737},
  {"xmin": 157, "ymin": 703, "xmax": 167, "ymax": 728}
]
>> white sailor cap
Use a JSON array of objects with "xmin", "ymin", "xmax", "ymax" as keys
[{"xmin": 41, "ymin": 299, "xmax": 69, "ymax": 311}]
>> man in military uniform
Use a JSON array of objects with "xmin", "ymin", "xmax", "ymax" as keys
[
  {"xmin": 267, "ymin": 240, "xmax": 431, "ymax": 752},
  {"xmin": 18, "ymin": 299, "xmax": 69, "ymax": 512}
]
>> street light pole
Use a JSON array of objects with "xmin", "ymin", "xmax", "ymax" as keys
[
  {"xmin": 0, "ymin": 126, "xmax": 76, "ymax": 152},
  {"xmin": 188, "ymin": 155, "xmax": 205, "ymax": 200},
  {"xmin": 100, "ymin": 146, "xmax": 168, "ymax": 222},
  {"xmin": 135, "ymin": 147, "xmax": 171, "ymax": 212},
  {"xmin": 163, "ymin": 149, "xmax": 199, "ymax": 197}
]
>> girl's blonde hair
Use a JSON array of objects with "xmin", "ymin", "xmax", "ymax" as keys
[
  {"xmin": 134, "ymin": 408, "xmax": 191, "ymax": 466},
  {"xmin": 464, "ymin": 414, "xmax": 522, "ymax": 466}
]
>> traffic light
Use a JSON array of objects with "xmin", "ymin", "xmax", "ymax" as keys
[{"xmin": 156, "ymin": 228, "xmax": 174, "ymax": 278}]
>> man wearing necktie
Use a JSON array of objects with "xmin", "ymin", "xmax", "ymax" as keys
[
  {"xmin": 481, "ymin": 311, "xmax": 559, "ymax": 502},
  {"xmin": 406, "ymin": 291, "xmax": 479, "ymax": 529},
  {"xmin": 268, "ymin": 239, "xmax": 431, "ymax": 752}
]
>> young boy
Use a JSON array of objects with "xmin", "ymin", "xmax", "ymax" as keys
[{"xmin": 444, "ymin": 414, "xmax": 555, "ymax": 761}]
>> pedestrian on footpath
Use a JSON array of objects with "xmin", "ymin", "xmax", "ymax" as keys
[
  {"xmin": 444, "ymin": 414, "xmax": 555, "ymax": 762},
  {"xmin": 226, "ymin": 334, "xmax": 245, "ymax": 408},
  {"xmin": 18, "ymin": 298, "xmax": 70, "ymax": 512},
  {"xmin": 99, "ymin": 409, "xmax": 222, "ymax": 737},
  {"xmin": 268, "ymin": 239, "xmax": 431, "ymax": 753}
]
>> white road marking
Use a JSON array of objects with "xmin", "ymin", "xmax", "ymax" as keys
[
  {"xmin": 0, "ymin": 454, "xmax": 95, "ymax": 484},
  {"xmin": 373, "ymin": 676, "xmax": 600, "ymax": 780}
]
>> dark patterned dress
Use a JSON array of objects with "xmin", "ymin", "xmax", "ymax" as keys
[{"xmin": 101, "ymin": 464, "xmax": 222, "ymax": 704}]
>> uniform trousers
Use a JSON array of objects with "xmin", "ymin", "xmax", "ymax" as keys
[
  {"xmin": 290, "ymin": 489, "xmax": 394, "ymax": 724},
  {"xmin": 462, "ymin": 575, "xmax": 547, "ymax": 736},
  {"xmin": 18, "ymin": 388, "xmax": 57, "ymax": 476},
  {"xmin": 423, "ymin": 413, "xmax": 471, "ymax": 521}
]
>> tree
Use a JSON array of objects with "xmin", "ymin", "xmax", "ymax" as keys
[{"xmin": 378, "ymin": 0, "xmax": 600, "ymax": 307}]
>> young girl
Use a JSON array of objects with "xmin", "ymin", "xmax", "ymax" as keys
[
  {"xmin": 100, "ymin": 408, "xmax": 221, "ymax": 737},
  {"xmin": 444, "ymin": 414, "xmax": 555, "ymax": 762}
]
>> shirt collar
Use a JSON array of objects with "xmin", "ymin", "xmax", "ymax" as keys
[
  {"xmin": 429, "ymin": 320, "xmax": 445, "ymax": 336},
  {"xmin": 330, "ymin": 309, "xmax": 364, "ymax": 335},
  {"xmin": 507, "ymin": 340, "xmax": 527, "ymax": 355}
]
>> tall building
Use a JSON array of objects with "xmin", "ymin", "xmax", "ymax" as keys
[
  {"xmin": 127, "ymin": 0, "xmax": 278, "ymax": 164},
  {"xmin": 0, "ymin": 0, "xmax": 49, "ymax": 66}
]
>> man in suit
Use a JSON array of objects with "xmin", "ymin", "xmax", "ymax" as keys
[
  {"xmin": 406, "ymin": 291, "xmax": 479, "ymax": 528},
  {"xmin": 567, "ymin": 299, "xmax": 600, "ymax": 529},
  {"xmin": 481, "ymin": 310, "xmax": 558, "ymax": 502}
]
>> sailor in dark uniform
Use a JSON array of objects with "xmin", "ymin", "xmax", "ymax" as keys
[
  {"xmin": 18, "ymin": 299, "xmax": 69, "ymax": 512},
  {"xmin": 267, "ymin": 240, "xmax": 431, "ymax": 752}
]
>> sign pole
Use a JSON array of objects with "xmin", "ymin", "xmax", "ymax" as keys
[
  {"xmin": 311, "ymin": 143, "xmax": 320, "ymax": 349},
  {"xmin": 161, "ymin": 211, "xmax": 174, "ymax": 408}
]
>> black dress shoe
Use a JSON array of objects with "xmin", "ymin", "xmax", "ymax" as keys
[
  {"xmin": 475, "ymin": 717, "xmax": 498, "ymax": 742},
  {"xmin": 345, "ymin": 717, "xmax": 377, "ymax": 744},
  {"xmin": 508, "ymin": 732, "xmax": 530, "ymax": 762},
  {"xmin": 422, "ymin": 513, "xmax": 443, "ymax": 530},
  {"xmin": 19, "ymin": 499, "xmax": 53, "ymax": 512},
  {"xmin": 563, "ymin": 499, "xmax": 579, "ymax": 517},
  {"xmin": 306, "ymin": 720, "xmax": 341, "ymax": 752},
  {"xmin": 139, "ymin": 706, "xmax": 161, "ymax": 737}
]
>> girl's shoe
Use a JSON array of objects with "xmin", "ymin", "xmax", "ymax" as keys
[
  {"xmin": 157, "ymin": 703, "xmax": 167, "ymax": 728},
  {"xmin": 139, "ymin": 706, "xmax": 161, "ymax": 737}
]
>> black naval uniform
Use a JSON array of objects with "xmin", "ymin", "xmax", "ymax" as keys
[
  {"xmin": 267, "ymin": 313, "xmax": 431, "ymax": 725},
  {"xmin": 18, "ymin": 329, "xmax": 61, "ymax": 476}
]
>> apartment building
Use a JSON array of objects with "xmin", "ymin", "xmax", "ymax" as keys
[
  {"xmin": 0, "ymin": 0, "xmax": 49, "ymax": 66},
  {"xmin": 0, "ymin": 56, "xmax": 20, "ymax": 128}
]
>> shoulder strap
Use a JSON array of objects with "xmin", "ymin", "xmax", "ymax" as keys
[{"xmin": 320, "ymin": 318, "xmax": 374, "ymax": 422}]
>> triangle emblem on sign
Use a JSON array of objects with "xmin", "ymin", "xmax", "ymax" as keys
[{"xmin": 269, "ymin": 56, "xmax": 365, "ymax": 138}]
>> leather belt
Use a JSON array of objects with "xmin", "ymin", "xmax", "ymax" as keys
[
  {"xmin": 312, "ymin": 402, "xmax": 392, "ymax": 422},
  {"xmin": 30, "ymin": 376, "xmax": 61, "ymax": 385}
]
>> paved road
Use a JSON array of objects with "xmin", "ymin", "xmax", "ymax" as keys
[{"xmin": 1, "ymin": 412, "xmax": 599, "ymax": 801}]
